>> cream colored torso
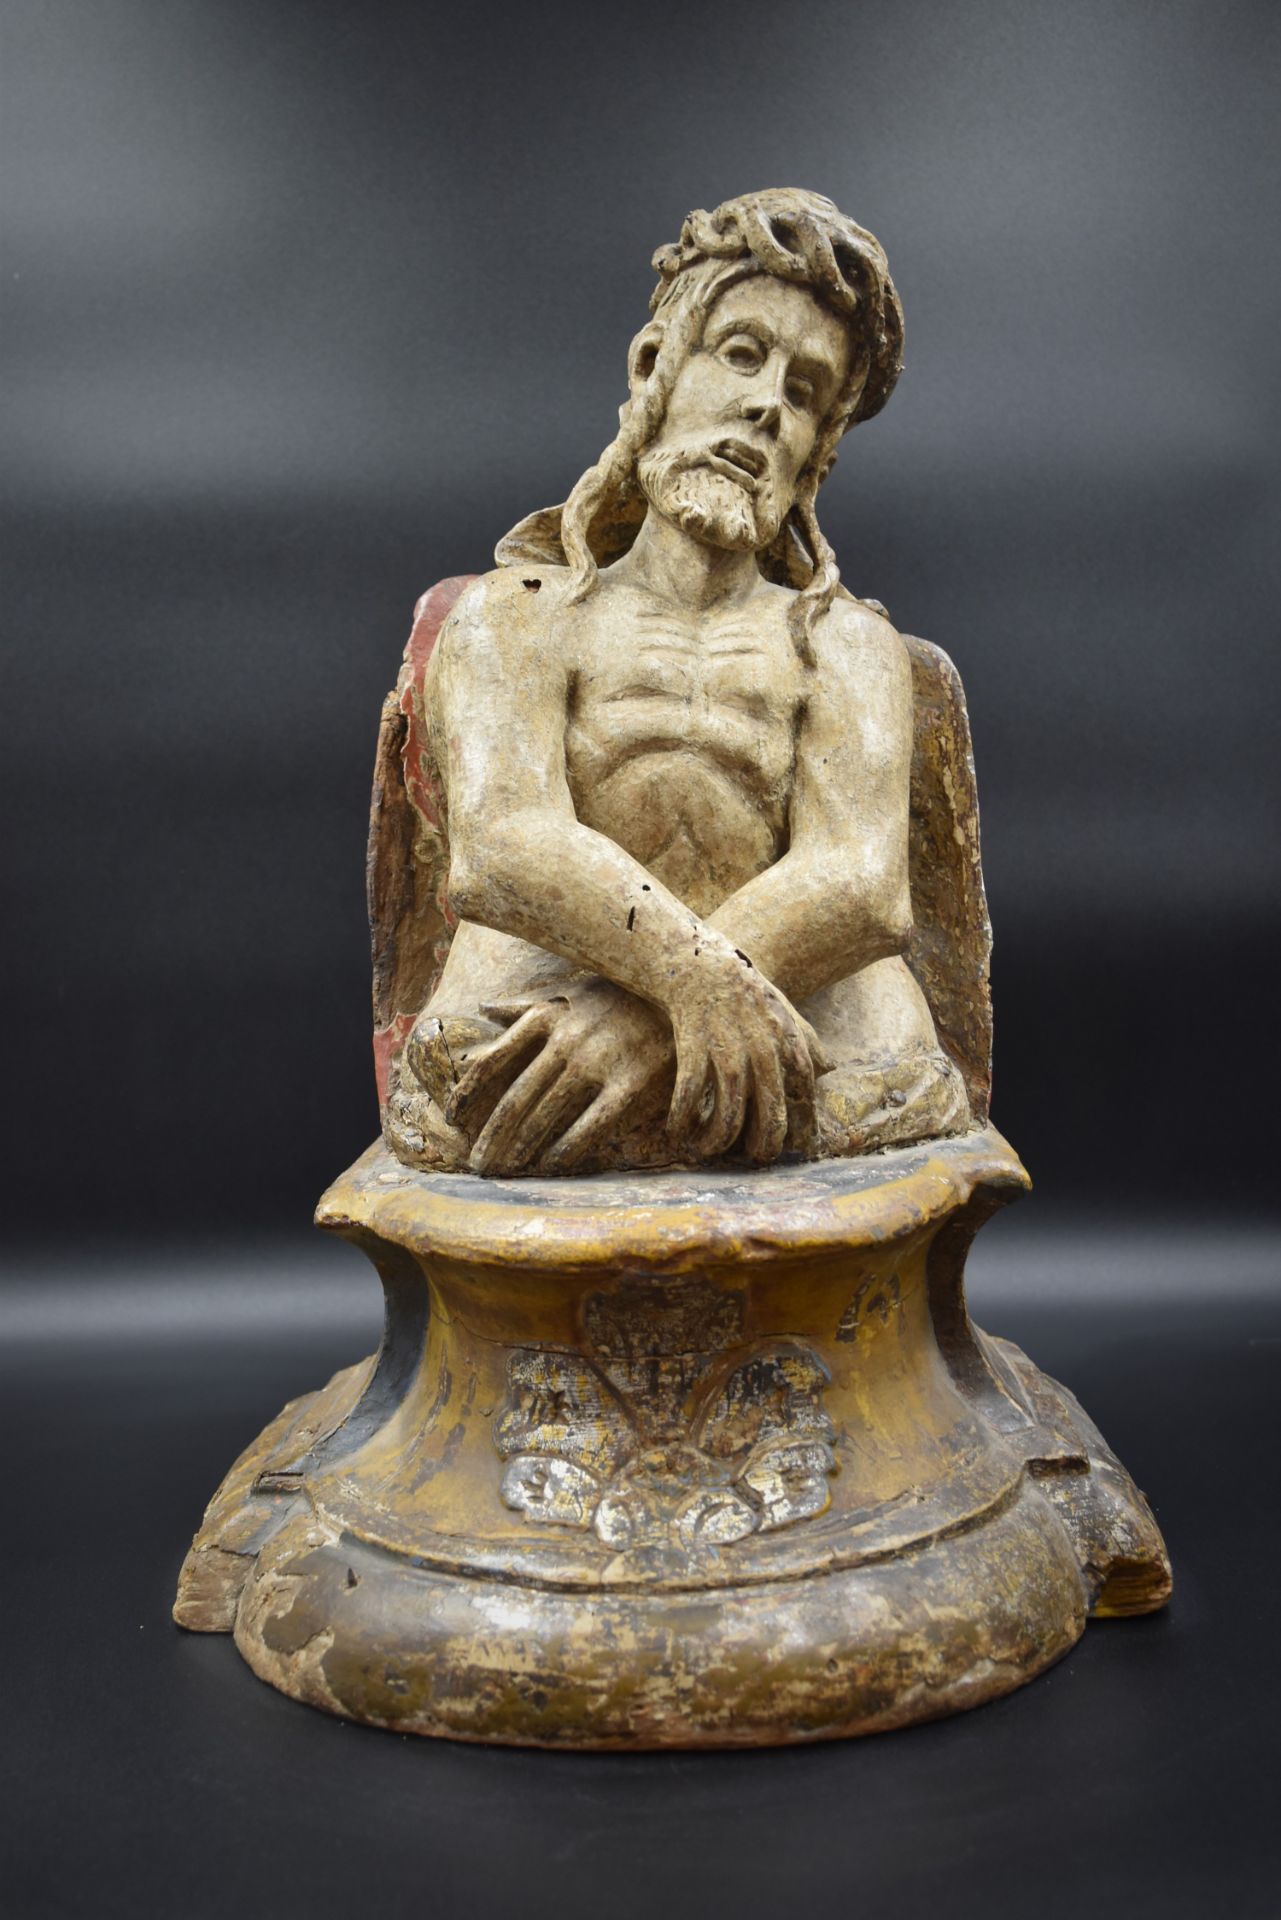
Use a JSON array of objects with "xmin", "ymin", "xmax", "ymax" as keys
[
  {"xmin": 427, "ymin": 578, "xmax": 937, "ymax": 1070},
  {"xmin": 565, "ymin": 596, "xmax": 805, "ymax": 918}
]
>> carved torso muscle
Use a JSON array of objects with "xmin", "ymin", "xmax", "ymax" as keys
[{"xmin": 565, "ymin": 601, "xmax": 805, "ymax": 917}]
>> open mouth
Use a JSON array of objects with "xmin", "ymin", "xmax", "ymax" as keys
[{"xmin": 706, "ymin": 439, "xmax": 767, "ymax": 485}]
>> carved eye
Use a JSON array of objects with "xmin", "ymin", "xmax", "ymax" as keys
[
  {"xmin": 786, "ymin": 375, "xmax": 815, "ymax": 409},
  {"xmin": 722, "ymin": 337, "xmax": 763, "ymax": 372}
]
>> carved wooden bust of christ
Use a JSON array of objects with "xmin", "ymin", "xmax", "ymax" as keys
[{"xmin": 378, "ymin": 189, "xmax": 976, "ymax": 1177}]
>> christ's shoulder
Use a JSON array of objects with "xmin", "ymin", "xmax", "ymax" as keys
[
  {"xmin": 424, "ymin": 566, "xmax": 581, "ymax": 724},
  {"xmin": 444, "ymin": 563, "xmax": 575, "ymax": 627},
  {"xmin": 813, "ymin": 591, "xmax": 910, "ymax": 705},
  {"xmin": 433, "ymin": 564, "xmax": 575, "ymax": 665}
]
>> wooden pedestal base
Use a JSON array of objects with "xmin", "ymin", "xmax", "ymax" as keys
[{"xmin": 174, "ymin": 1129, "xmax": 1170, "ymax": 1747}]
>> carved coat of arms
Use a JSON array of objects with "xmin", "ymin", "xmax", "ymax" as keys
[{"xmin": 494, "ymin": 1277, "xmax": 836, "ymax": 1552}]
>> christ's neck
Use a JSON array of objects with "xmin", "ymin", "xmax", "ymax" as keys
[{"xmin": 615, "ymin": 504, "xmax": 764, "ymax": 613}]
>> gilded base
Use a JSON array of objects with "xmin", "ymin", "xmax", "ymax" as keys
[{"xmin": 174, "ymin": 1129, "xmax": 1170, "ymax": 1748}]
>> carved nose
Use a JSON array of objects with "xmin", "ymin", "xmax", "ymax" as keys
[{"xmin": 740, "ymin": 392, "xmax": 782, "ymax": 435}]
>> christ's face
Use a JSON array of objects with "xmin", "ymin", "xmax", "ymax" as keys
[{"xmin": 636, "ymin": 276, "xmax": 854, "ymax": 552}]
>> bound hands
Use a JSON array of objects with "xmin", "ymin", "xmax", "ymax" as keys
[{"xmin": 443, "ymin": 940, "xmax": 829, "ymax": 1177}]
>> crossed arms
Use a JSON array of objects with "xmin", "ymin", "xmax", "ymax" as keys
[{"xmin": 428, "ymin": 569, "xmax": 914, "ymax": 1173}]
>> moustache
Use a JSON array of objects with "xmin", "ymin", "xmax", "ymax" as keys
[{"xmin": 643, "ymin": 439, "xmax": 770, "ymax": 493}]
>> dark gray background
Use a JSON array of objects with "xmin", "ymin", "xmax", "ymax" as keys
[
  {"xmin": 2, "ymin": 6, "xmax": 1279, "ymax": 1916},
  {"xmin": 5, "ymin": 0, "xmax": 1279, "ymax": 1240}
]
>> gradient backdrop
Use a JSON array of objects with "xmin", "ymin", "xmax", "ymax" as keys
[
  {"xmin": 2, "ymin": 5, "xmax": 1279, "ymax": 1915},
  {"xmin": 6, "ymin": 0, "xmax": 1279, "ymax": 1240}
]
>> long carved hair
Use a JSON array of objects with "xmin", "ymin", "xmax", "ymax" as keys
[{"xmin": 497, "ymin": 191, "xmax": 904, "ymax": 661}]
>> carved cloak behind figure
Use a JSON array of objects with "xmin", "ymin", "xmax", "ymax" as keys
[
  {"xmin": 900, "ymin": 632, "xmax": 993, "ymax": 1121},
  {"xmin": 368, "ymin": 570, "xmax": 993, "ymax": 1141},
  {"xmin": 368, "ymin": 576, "xmax": 471, "ymax": 1111}
]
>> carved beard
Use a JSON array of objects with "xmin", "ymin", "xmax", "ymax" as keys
[{"xmin": 636, "ymin": 445, "xmax": 786, "ymax": 553}]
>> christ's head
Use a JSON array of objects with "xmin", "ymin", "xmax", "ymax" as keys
[
  {"xmin": 633, "ymin": 274, "xmax": 853, "ymax": 557},
  {"xmin": 552, "ymin": 190, "xmax": 903, "ymax": 646}
]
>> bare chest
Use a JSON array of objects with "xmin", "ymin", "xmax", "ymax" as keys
[
  {"xmin": 568, "ymin": 609, "xmax": 803, "ymax": 770},
  {"xmin": 563, "ymin": 605, "xmax": 806, "ymax": 913}
]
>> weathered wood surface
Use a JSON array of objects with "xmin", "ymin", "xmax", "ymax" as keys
[
  {"xmin": 175, "ymin": 189, "xmax": 1170, "ymax": 1748},
  {"xmin": 902, "ymin": 633, "xmax": 992, "ymax": 1121},
  {"xmin": 368, "ymin": 576, "xmax": 473, "ymax": 1106},
  {"xmin": 369, "ymin": 195, "xmax": 978, "ymax": 1178},
  {"xmin": 368, "ymin": 589, "xmax": 993, "ymax": 1142},
  {"xmin": 175, "ymin": 1131, "xmax": 1170, "ymax": 1746}
]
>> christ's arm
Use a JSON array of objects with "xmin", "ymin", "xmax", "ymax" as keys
[
  {"xmin": 429, "ymin": 568, "xmax": 819, "ymax": 1161},
  {"xmin": 707, "ymin": 601, "xmax": 914, "ymax": 1003}
]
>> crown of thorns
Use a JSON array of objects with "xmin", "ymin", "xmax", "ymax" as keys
[{"xmin": 649, "ymin": 188, "xmax": 904, "ymax": 428}]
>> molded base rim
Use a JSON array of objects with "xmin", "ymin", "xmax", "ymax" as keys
[{"xmin": 230, "ymin": 1474, "xmax": 1090, "ymax": 1750}]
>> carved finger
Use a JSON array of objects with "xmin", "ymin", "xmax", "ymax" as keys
[
  {"xmin": 540, "ymin": 1084, "xmax": 636, "ymax": 1174},
  {"xmin": 797, "ymin": 1012, "xmax": 835, "ymax": 1078},
  {"xmin": 772, "ymin": 1003, "xmax": 811, "ymax": 1083},
  {"xmin": 492, "ymin": 1070, "xmax": 600, "ymax": 1175},
  {"xmin": 469, "ymin": 1049, "xmax": 568, "ymax": 1175},
  {"xmin": 744, "ymin": 1043, "xmax": 788, "ymax": 1161},
  {"xmin": 695, "ymin": 1054, "xmax": 749, "ymax": 1160},
  {"xmin": 444, "ymin": 1006, "xmax": 553, "ymax": 1131},
  {"xmin": 668, "ymin": 1050, "xmax": 711, "ymax": 1142},
  {"xmin": 784, "ymin": 1070, "xmax": 819, "ymax": 1157},
  {"xmin": 478, "ymin": 996, "xmax": 543, "ymax": 1029}
]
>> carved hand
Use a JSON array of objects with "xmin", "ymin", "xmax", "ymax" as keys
[
  {"xmin": 442, "ymin": 956, "xmax": 828, "ymax": 1174},
  {"xmin": 665, "ymin": 936, "xmax": 829, "ymax": 1162},
  {"xmin": 444, "ymin": 979, "xmax": 675, "ymax": 1176}
]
